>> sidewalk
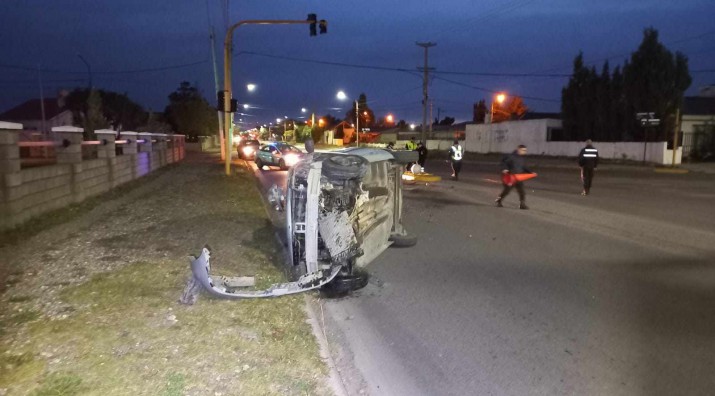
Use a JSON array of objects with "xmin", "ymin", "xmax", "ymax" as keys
[{"xmin": 0, "ymin": 152, "xmax": 330, "ymax": 395}]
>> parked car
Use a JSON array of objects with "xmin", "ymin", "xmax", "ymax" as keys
[
  {"xmin": 284, "ymin": 147, "xmax": 418, "ymax": 295},
  {"xmin": 255, "ymin": 142, "xmax": 303, "ymax": 170},
  {"xmin": 237, "ymin": 139, "xmax": 260, "ymax": 160}
]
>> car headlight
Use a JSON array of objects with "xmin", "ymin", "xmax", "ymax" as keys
[
  {"xmin": 284, "ymin": 153, "xmax": 300, "ymax": 166},
  {"xmin": 242, "ymin": 146, "xmax": 254, "ymax": 156}
]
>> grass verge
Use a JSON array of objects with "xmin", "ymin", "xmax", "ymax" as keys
[{"xmin": 0, "ymin": 154, "xmax": 329, "ymax": 395}]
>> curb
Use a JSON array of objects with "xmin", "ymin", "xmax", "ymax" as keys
[{"xmin": 654, "ymin": 167, "xmax": 690, "ymax": 174}]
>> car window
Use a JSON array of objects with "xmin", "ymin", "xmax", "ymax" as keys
[
  {"xmin": 269, "ymin": 146, "xmax": 277, "ymax": 153},
  {"xmin": 260, "ymin": 146, "xmax": 271, "ymax": 152}
]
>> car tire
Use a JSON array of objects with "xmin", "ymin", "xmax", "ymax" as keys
[
  {"xmin": 389, "ymin": 233, "xmax": 417, "ymax": 248},
  {"xmin": 256, "ymin": 157, "xmax": 265, "ymax": 170},
  {"xmin": 279, "ymin": 159, "xmax": 287, "ymax": 170},
  {"xmin": 320, "ymin": 269, "xmax": 369, "ymax": 298},
  {"xmin": 321, "ymin": 154, "xmax": 368, "ymax": 180}
]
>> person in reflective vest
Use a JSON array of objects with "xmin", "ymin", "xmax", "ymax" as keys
[
  {"xmin": 448, "ymin": 139, "xmax": 464, "ymax": 180},
  {"xmin": 578, "ymin": 139, "xmax": 599, "ymax": 195},
  {"xmin": 405, "ymin": 137, "xmax": 417, "ymax": 150}
]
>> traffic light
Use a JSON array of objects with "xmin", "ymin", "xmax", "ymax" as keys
[
  {"xmin": 229, "ymin": 99, "xmax": 237, "ymax": 113},
  {"xmin": 319, "ymin": 20, "xmax": 327, "ymax": 34},
  {"xmin": 217, "ymin": 90, "xmax": 225, "ymax": 111},
  {"xmin": 307, "ymin": 14, "xmax": 317, "ymax": 36}
]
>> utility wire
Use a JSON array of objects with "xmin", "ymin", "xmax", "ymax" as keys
[{"xmin": 0, "ymin": 59, "xmax": 208, "ymax": 75}]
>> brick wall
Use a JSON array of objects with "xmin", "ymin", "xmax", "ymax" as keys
[{"xmin": 0, "ymin": 123, "xmax": 186, "ymax": 230}]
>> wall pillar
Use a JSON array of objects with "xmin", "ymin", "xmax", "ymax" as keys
[
  {"xmin": 119, "ymin": 131, "xmax": 138, "ymax": 180},
  {"xmin": 52, "ymin": 126, "xmax": 85, "ymax": 203},
  {"xmin": 153, "ymin": 133, "xmax": 167, "ymax": 167},
  {"xmin": 96, "ymin": 129, "xmax": 117, "ymax": 187},
  {"xmin": 0, "ymin": 122, "xmax": 23, "ymax": 230}
]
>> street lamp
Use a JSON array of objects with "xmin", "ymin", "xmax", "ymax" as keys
[
  {"xmin": 246, "ymin": 83, "xmax": 256, "ymax": 92},
  {"xmin": 386, "ymin": 114, "xmax": 394, "ymax": 124},
  {"xmin": 490, "ymin": 93, "xmax": 507, "ymax": 124},
  {"xmin": 337, "ymin": 91, "xmax": 360, "ymax": 146},
  {"xmin": 243, "ymin": 104, "xmax": 250, "ymax": 110}
]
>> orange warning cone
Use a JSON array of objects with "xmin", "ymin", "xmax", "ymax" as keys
[
  {"xmin": 501, "ymin": 172, "xmax": 537, "ymax": 186},
  {"xmin": 514, "ymin": 173, "xmax": 537, "ymax": 182}
]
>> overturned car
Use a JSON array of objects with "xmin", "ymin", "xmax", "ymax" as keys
[
  {"xmin": 182, "ymin": 147, "xmax": 416, "ymax": 301},
  {"xmin": 285, "ymin": 148, "xmax": 417, "ymax": 295}
]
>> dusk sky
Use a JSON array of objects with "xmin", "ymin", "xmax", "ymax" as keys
[{"xmin": 2, "ymin": 0, "xmax": 714, "ymax": 126}]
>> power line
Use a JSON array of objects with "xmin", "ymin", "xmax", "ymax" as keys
[
  {"xmin": 0, "ymin": 60, "xmax": 208, "ymax": 75},
  {"xmin": 432, "ymin": 75, "xmax": 560, "ymax": 103}
]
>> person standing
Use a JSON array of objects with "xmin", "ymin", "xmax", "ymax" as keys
[
  {"xmin": 448, "ymin": 139, "xmax": 464, "ymax": 180},
  {"xmin": 417, "ymin": 141, "xmax": 428, "ymax": 171},
  {"xmin": 495, "ymin": 144, "xmax": 532, "ymax": 210},
  {"xmin": 405, "ymin": 137, "xmax": 417, "ymax": 150},
  {"xmin": 578, "ymin": 139, "xmax": 599, "ymax": 195}
]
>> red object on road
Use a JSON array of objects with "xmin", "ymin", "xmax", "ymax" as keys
[{"xmin": 501, "ymin": 173, "xmax": 537, "ymax": 186}]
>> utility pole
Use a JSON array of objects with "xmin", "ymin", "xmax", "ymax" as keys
[
  {"xmin": 37, "ymin": 64, "xmax": 46, "ymax": 135},
  {"xmin": 672, "ymin": 107, "xmax": 681, "ymax": 167},
  {"xmin": 416, "ymin": 42, "xmax": 436, "ymax": 143},
  {"xmin": 429, "ymin": 100, "xmax": 434, "ymax": 134},
  {"xmin": 209, "ymin": 26, "xmax": 225, "ymax": 161}
]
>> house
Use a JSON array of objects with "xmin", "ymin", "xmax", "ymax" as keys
[{"xmin": 0, "ymin": 91, "xmax": 73, "ymax": 133}]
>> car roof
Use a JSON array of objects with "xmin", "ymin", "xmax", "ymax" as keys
[{"xmin": 336, "ymin": 147, "xmax": 394, "ymax": 163}]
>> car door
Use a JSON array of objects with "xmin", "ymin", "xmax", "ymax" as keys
[{"xmin": 258, "ymin": 146, "xmax": 271, "ymax": 163}]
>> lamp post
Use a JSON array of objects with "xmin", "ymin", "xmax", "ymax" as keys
[
  {"xmin": 223, "ymin": 18, "xmax": 320, "ymax": 175},
  {"xmin": 490, "ymin": 93, "xmax": 506, "ymax": 124},
  {"xmin": 336, "ymin": 91, "xmax": 359, "ymax": 146}
]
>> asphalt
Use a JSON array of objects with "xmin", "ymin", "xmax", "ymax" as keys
[{"xmin": 250, "ymin": 155, "xmax": 715, "ymax": 396}]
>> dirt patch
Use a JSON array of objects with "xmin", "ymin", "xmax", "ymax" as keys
[{"xmin": 0, "ymin": 152, "xmax": 330, "ymax": 395}]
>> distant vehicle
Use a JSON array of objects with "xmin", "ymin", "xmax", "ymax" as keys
[
  {"xmin": 255, "ymin": 142, "xmax": 303, "ymax": 170},
  {"xmin": 237, "ymin": 139, "xmax": 260, "ymax": 160}
]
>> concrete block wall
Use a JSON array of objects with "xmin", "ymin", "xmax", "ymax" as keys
[{"xmin": 0, "ymin": 123, "xmax": 185, "ymax": 230}]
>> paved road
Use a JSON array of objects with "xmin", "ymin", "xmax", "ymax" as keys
[{"xmin": 250, "ymin": 156, "xmax": 715, "ymax": 396}]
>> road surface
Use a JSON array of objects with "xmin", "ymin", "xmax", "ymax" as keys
[{"xmin": 249, "ymin": 155, "xmax": 715, "ymax": 396}]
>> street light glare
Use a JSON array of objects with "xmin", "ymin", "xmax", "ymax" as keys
[
  {"xmin": 276, "ymin": 118, "xmax": 282, "ymax": 123},
  {"xmin": 410, "ymin": 123, "xmax": 416, "ymax": 130},
  {"xmin": 246, "ymin": 83, "xmax": 256, "ymax": 92},
  {"xmin": 496, "ymin": 93, "xmax": 507, "ymax": 104},
  {"xmin": 243, "ymin": 104, "xmax": 249, "ymax": 109},
  {"xmin": 336, "ymin": 91, "xmax": 347, "ymax": 100},
  {"xmin": 301, "ymin": 108, "xmax": 307, "ymax": 113}
]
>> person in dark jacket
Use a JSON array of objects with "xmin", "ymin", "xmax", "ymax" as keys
[
  {"xmin": 416, "ymin": 141, "xmax": 428, "ymax": 170},
  {"xmin": 495, "ymin": 144, "xmax": 532, "ymax": 210},
  {"xmin": 578, "ymin": 139, "xmax": 599, "ymax": 195}
]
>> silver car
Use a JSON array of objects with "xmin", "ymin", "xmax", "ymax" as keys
[{"xmin": 285, "ymin": 148, "xmax": 417, "ymax": 295}]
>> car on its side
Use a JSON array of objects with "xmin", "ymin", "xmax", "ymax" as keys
[
  {"xmin": 255, "ymin": 142, "xmax": 303, "ymax": 170},
  {"xmin": 237, "ymin": 139, "xmax": 261, "ymax": 160},
  {"xmin": 284, "ymin": 148, "xmax": 418, "ymax": 295}
]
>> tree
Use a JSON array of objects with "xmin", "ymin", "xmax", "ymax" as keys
[
  {"xmin": 623, "ymin": 28, "xmax": 691, "ymax": 142},
  {"xmin": 561, "ymin": 28, "xmax": 691, "ymax": 142},
  {"xmin": 81, "ymin": 89, "xmax": 109, "ymax": 139},
  {"xmin": 438, "ymin": 116, "xmax": 455, "ymax": 126},
  {"xmin": 164, "ymin": 82, "xmax": 218, "ymax": 140},
  {"xmin": 65, "ymin": 88, "xmax": 146, "ymax": 133},
  {"xmin": 492, "ymin": 96, "xmax": 528, "ymax": 123},
  {"xmin": 345, "ymin": 93, "xmax": 375, "ymax": 128},
  {"xmin": 473, "ymin": 100, "xmax": 487, "ymax": 123}
]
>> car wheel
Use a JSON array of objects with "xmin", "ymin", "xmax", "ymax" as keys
[
  {"xmin": 389, "ymin": 233, "xmax": 417, "ymax": 248},
  {"xmin": 320, "ymin": 269, "xmax": 369, "ymax": 298},
  {"xmin": 279, "ymin": 159, "xmax": 288, "ymax": 170},
  {"xmin": 256, "ymin": 157, "xmax": 265, "ymax": 170},
  {"xmin": 321, "ymin": 154, "xmax": 368, "ymax": 180}
]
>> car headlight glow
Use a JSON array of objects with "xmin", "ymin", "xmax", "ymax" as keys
[
  {"xmin": 284, "ymin": 153, "xmax": 300, "ymax": 166},
  {"xmin": 242, "ymin": 146, "xmax": 254, "ymax": 156}
]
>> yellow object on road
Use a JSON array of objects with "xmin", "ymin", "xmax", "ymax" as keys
[{"xmin": 402, "ymin": 172, "xmax": 442, "ymax": 184}]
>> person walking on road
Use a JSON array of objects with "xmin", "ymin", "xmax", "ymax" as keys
[
  {"xmin": 448, "ymin": 139, "xmax": 464, "ymax": 180},
  {"xmin": 417, "ymin": 141, "xmax": 428, "ymax": 171},
  {"xmin": 578, "ymin": 139, "xmax": 599, "ymax": 195},
  {"xmin": 495, "ymin": 144, "xmax": 533, "ymax": 210}
]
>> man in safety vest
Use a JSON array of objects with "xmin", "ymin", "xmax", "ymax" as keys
[
  {"xmin": 405, "ymin": 137, "xmax": 417, "ymax": 150},
  {"xmin": 578, "ymin": 139, "xmax": 599, "ymax": 195},
  {"xmin": 448, "ymin": 139, "xmax": 464, "ymax": 180}
]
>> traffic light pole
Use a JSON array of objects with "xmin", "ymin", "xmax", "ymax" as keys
[{"xmin": 223, "ymin": 19, "xmax": 317, "ymax": 176}]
